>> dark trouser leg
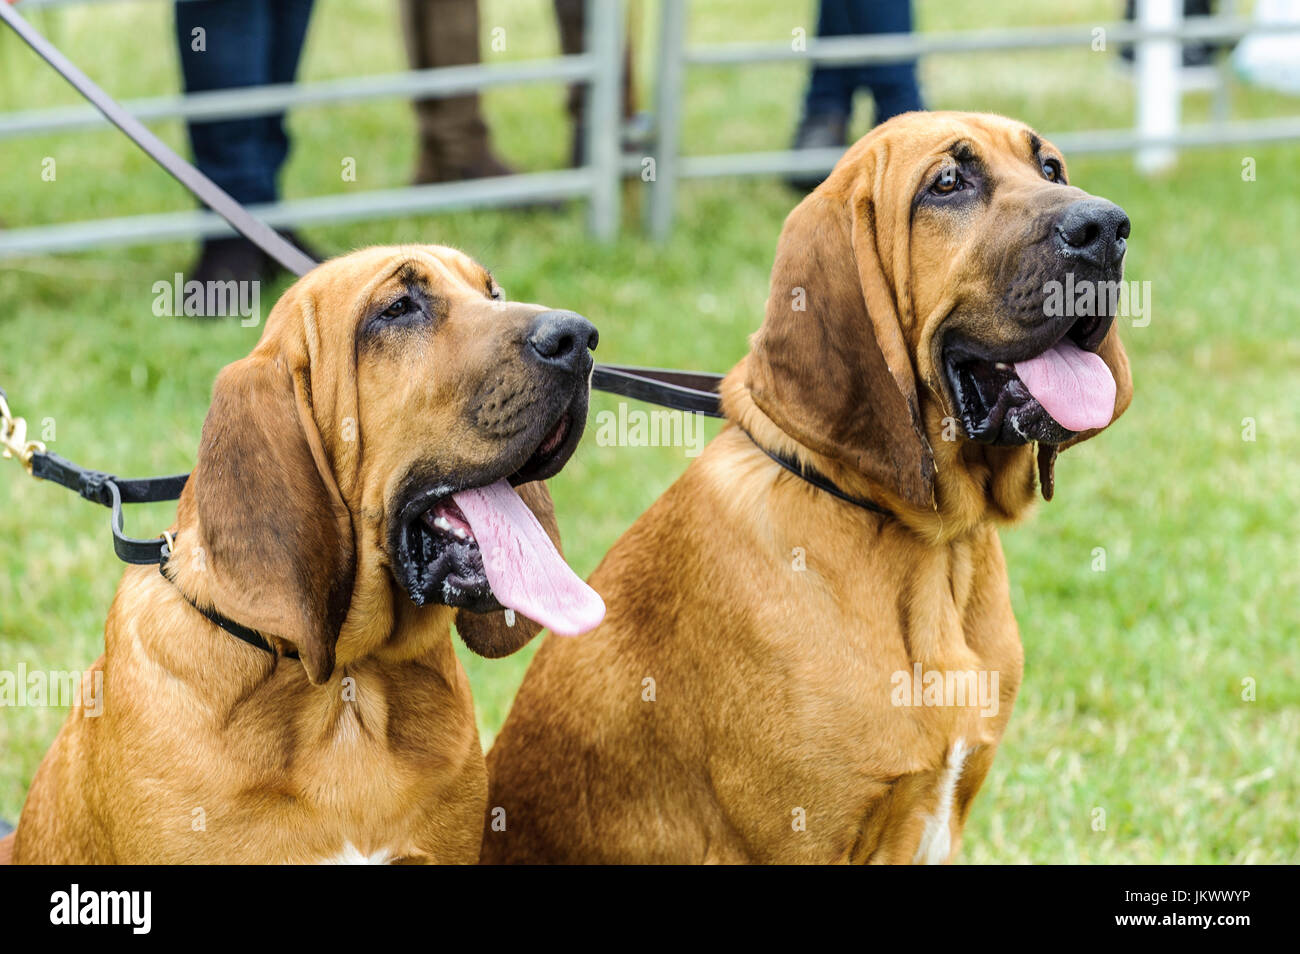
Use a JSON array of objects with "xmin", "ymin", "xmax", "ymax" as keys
[
  {"xmin": 802, "ymin": 0, "xmax": 858, "ymax": 120},
  {"xmin": 1122, "ymin": 0, "xmax": 1219, "ymax": 66},
  {"xmin": 401, "ymin": 0, "xmax": 511, "ymax": 182},
  {"xmin": 788, "ymin": 0, "xmax": 855, "ymax": 190},
  {"xmin": 554, "ymin": 0, "xmax": 636, "ymax": 167},
  {"xmin": 847, "ymin": 0, "xmax": 922, "ymax": 124},
  {"xmin": 175, "ymin": 0, "xmax": 313, "ymax": 205},
  {"xmin": 175, "ymin": 0, "xmax": 315, "ymax": 289},
  {"xmin": 790, "ymin": 0, "xmax": 920, "ymax": 190},
  {"xmin": 258, "ymin": 0, "xmax": 315, "ymax": 196}
]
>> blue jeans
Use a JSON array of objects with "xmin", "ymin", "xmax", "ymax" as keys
[
  {"xmin": 175, "ymin": 0, "xmax": 315, "ymax": 206},
  {"xmin": 804, "ymin": 0, "xmax": 922, "ymax": 123}
]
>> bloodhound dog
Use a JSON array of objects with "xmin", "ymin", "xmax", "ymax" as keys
[
  {"xmin": 482, "ymin": 112, "xmax": 1133, "ymax": 864},
  {"xmin": 9, "ymin": 245, "xmax": 604, "ymax": 864}
]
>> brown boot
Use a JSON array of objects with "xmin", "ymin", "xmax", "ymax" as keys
[
  {"xmin": 401, "ymin": 0, "xmax": 515, "ymax": 183},
  {"xmin": 553, "ymin": 0, "xmax": 637, "ymax": 168}
]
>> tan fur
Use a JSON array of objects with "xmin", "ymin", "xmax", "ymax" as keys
[
  {"xmin": 13, "ymin": 245, "xmax": 569, "ymax": 864},
  {"xmin": 483, "ymin": 113, "xmax": 1133, "ymax": 864}
]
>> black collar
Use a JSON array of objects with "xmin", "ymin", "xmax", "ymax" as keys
[
  {"xmin": 738, "ymin": 427, "xmax": 895, "ymax": 519},
  {"xmin": 147, "ymin": 427, "xmax": 888, "ymax": 661},
  {"xmin": 159, "ymin": 547, "xmax": 297, "ymax": 660}
]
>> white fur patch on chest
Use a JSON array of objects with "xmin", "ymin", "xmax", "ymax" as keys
[
  {"xmin": 319, "ymin": 842, "xmax": 392, "ymax": 865},
  {"xmin": 912, "ymin": 739, "xmax": 970, "ymax": 865}
]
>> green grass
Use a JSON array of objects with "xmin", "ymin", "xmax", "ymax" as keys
[{"xmin": 1, "ymin": 0, "xmax": 1297, "ymax": 863}]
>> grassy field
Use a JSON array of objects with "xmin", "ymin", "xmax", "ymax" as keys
[{"xmin": 1, "ymin": 0, "xmax": 1297, "ymax": 863}]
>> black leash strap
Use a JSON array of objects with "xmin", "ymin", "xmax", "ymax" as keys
[
  {"xmin": 29, "ymin": 451, "xmax": 189, "ymax": 564},
  {"xmin": 591, "ymin": 365, "xmax": 724, "ymax": 417}
]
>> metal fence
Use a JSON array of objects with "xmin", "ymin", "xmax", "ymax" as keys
[
  {"xmin": 0, "ymin": 0, "xmax": 625, "ymax": 258},
  {"xmin": 3, "ymin": 0, "xmax": 1300, "ymax": 257},
  {"xmin": 645, "ymin": 0, "xmax": 1300, "ymax": 235}
]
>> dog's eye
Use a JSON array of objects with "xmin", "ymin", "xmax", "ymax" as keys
[
  {"xmin": 380, "ymin": 296, "xmax": 415, "ymax": 319},
  {"xmin": 931, "ymin": 167, "xmax": 964, "ymax": 195},
  {"xmin": 1041, "ymin": 158, "xmax": 1064, "ymax": 183},
  {"xmin": 490, "ymin": 284, "xmax": 506, "ymax": 302}
]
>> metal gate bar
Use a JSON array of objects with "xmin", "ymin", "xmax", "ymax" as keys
[
  {"xmin": 0, "ymin": 0, "xmax": 624, "ymax": 256},
  {"xmin": 646, "ymin": 0, "xmax": 1300, "ymax": 237}
]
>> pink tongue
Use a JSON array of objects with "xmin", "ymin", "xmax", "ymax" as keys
[
  {"xmin": 450, "ymin": 479, "xmax": 605, "ymax": 636},
  {"xmin": 1014, "ymin": 337, "xmax": 1116, "ymax": 432}
]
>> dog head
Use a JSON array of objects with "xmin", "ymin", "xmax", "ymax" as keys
[
  {"xmin": 746, "ymin": 111, "xmax": 1132, "ymax": 525},
  {"xmin": 172, "ymin": 245, "xmax": 601, "ymax": 683}
]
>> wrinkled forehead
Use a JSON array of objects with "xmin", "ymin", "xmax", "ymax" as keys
[
  {"xmin": 932, "ymin": 113, "xmax": 1065, "ymax": 175},
  {"xmin": 924, "ymin": 114, "xmax": 1059, "ymax": 174},
  {"xmin": 843, "ymin": 111, "xmax": 1065, "ymax": 192},
  {"xmin": 295, "ymin": 244, "xmax": 490, "ymax": 326}
]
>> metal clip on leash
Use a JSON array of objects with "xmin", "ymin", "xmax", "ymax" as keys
[
  {"xmin": 1, "ymin": 386, "xmax": 189, "ymax": 565},
  {"xmin": 0, "ymin": 388, "xmax": 47, "ymax": 475}
]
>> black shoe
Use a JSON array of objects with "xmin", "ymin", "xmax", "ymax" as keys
[
  {"xmin": 568, "ymin": 111, "xmax": 654, "ymax": 169},
  {"xmin": 269, "ymin": 229, "xmax": 325, "ymax": 275},
  {"xmin": 185, "ymin": 237, "xmax": 268, "ymax": 319},
  {"xmin": 786, "ymin": 112, "xmax": 848, "ymax": 193},
  {"xmin": 1118, "ymin": 40, "xmax": 1227, "ymax": 68},
  {"xmin": 185, "ymin": 236, "xmax": 274, "ymax": 320},
  {"xmin": 191, "ymin": 237, "xmax": 265, "ymax": 285},
  {"xmin": 189, "ymin": 233, "xmax": 325, "ymax": 315}
]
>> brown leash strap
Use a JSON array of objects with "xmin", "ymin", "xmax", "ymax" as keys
[{"xmin": 0, "ymin": 1, "xmax": 317, "ymax": 277}]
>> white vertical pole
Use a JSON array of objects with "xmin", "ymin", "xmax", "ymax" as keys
[
  {"xmin": 1136, "ymin": 0, "xmax": 1181, "ymax": 174},
  {"xmin": 648, "ymin": 0, "xmax": 686, "ymax": 239},
  {"xmin": 586, "ymin": 0, "xmax": 623, "ymax": 239},
  {"xmin": 1212, "ymin": 0, "xmax": 1236, "ymax": 126}
]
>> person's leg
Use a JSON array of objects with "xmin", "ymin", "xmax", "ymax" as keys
[
  {"xmin": 175, "ymin": 0, "xmax": 279, "ymax": 204},
  {"xmin": 802, "ymin": 0, "xmax": 857, "ymax": 121},
  {"xmin": 260, "ymin": 0, "xmax": 314, "ymax": 194},
  {"xmin": 788, "ymin": 0, "xmax": 857, "ymax": 191},
  {"xmin": 1181, "ymin": 0, "xmax": 1217, "ymax": 68},
  {"xmin": 1121, "ymin": 0, "xmax": 1221, "ymax": 67},
  {"xmin": 175, "ymin": 1, "xmax": 284, "ymax": 290},
  {"xmin": 554, "ymin": 0, "xmax": 587, "ymax": 166},
  {"xmin": 849, "ymin": 0, "xmax": 923, "ymax": 124},
  {"xmin": 554, "ymin": 0, "xmax": 636, "ymax": 167},
  {"xmin": 258, "ymin": 0, "xmax": 320, "ymax": 262},
  {"xmin": 400, "ymin": 0, "xmax": 512, "ymax": 183}
]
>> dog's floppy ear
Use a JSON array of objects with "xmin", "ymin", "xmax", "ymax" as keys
[
  {"xmin": 455, "ymin": 480, "xmax": 559, "ymax": 657},
  {"xmin": 1038, "ymin": 322, "xmax": 1133, "ymax": 499},
  {"xmin": 176, "ymin": 351, "xmax": 355, "ymax": 685},
  {"xmin": 747, "ymin": 188, "xmax": 935, "ymax": 509}
]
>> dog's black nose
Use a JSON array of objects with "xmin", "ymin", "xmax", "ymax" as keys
[
  {"xmin": 1055, "ymin": 198, "xmax": 1130, "ymax": 270},
  {"xmin": 528, "ymin": 310, "xmax": 598, "ymax": 371}
]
